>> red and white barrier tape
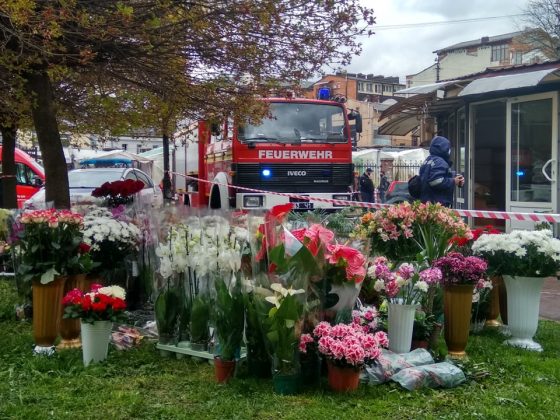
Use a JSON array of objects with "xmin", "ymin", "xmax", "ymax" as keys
[{"xmin": 172, "ymin": 172, "xmax": 560, "ymax": 223}]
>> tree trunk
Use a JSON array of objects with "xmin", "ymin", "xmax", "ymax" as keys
[
  {"xmin": 0, "ymin": 124, "xmax": 18, "ymax": 208},
  {"xmin": 25, "ymin": 70, "xmax": 70, "ymax": 208},
  {"xmin": 162, "ymin": 132, "xmax": 172, "ymax": 200}
]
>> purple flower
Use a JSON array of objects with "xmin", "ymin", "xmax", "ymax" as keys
[{"xmin": 433, "ymin": 252, "xmax": 487, "ymax": 285}]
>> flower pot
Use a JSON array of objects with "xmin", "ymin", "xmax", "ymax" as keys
[
  {"xmin": 58, "ymin": 274, "xmax": 90, "ymax": 350},
  {"xmin": 327, "ymin": 361, "xmax": 360, "ymax": 392},
  {"xmin": 328, "ymin": 282, "xmax": 362, "ymax": 312},
  {"xmin": 443, "ymin": 284, "xmax": 474, "ymax": 358},
  {"xmin": 32, "ymin": 276, "xmax": 66, "ymax": 355},
  {"xmin": 388, "ymin": 302, "xmax": 416, "ymax": 354},
  {"xmin": 272, "ymin": 373, "xmax": 300, "ymax": 395},
  {"xmin": 190, "ymin": 342, "xmax": 208, "ymax": 352},
  {"xmin": 214, "ymin": 357, "xmax": 236, "ymax": 383},
  {"xmin": 300, "ymin": 353, "xmax": 322, "ymax": 387},
  {"xmin": 502, "ymin": 275, "xmax": 546, "ymax": 352},
  {"xmin": 485, "ymin": 275, "xmax": 502, "ymax": 328},
  {"xmin": 81, "ymin": 320, "xmax": 112, "ymax": 366}
]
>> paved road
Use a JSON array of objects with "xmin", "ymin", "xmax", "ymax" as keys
[{"xmin": 540, "ymin": 277, "xmax": 560, "ymax": 321}]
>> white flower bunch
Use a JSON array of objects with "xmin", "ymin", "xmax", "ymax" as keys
[
  {"xmin": 473, "ymin": 229, "xmax": 560, "ymax": 277},
  {"xmin": 83, "ymin": 215, "xmax": 141, "ymax": 251},
  {"xmin": 97, "ymin": 285, "xmax": 126, "ymax": 300},
  {"xmin": 155, "ymin": 216, "xmax": 249, "ymax": 279},
  {"xmin": 473, "ymin": 229, "xmax": 560, "ymax": 261}
]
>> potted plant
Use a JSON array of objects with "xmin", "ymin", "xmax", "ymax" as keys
[
  {"xmin": 154, "ymin": 284, "xmax": 181, "ymax": 346},
  {"xmin": 15, "ymin": 209, "xmax": 84, "ymax": 355},
  {"xmin": 62, "ymin": 283, "xmax": 127, "ymax": 366},
  {"xmin": 472, "ymin": 229, "xmax": 560, "ymax": 351},
  {"xmin": 213, "ymin": 276, "xmax": 244, "ymax": 383},
  {"xmin": 310, "ymin": 321, "xmax": 387, "ymax": 392},
  {"xmin": 244, "ymin": 291, "xmax": 271, "ymax": 378},
  {"xmin": 367, "ymin": 257, "xmax": 441, "ymax": 353},
  {"xmin": 261, "ymin": 282, "xmax": 305, "ymax": 395},
  {"xmin": 433, "ymin": 252, "xmax": 488, "ymax": 358}
]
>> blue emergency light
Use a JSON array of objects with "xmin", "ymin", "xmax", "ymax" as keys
[
  {"xmin": 317, "ymin": 87, "xmax": 331, "ymax": 100},
  {"xmin": 516, "ymin": 170, "xmax": 525, "ymax": 177},
  {"xmin": 262, "ymin": 169, "xmax": 271, "ymax": 177}
]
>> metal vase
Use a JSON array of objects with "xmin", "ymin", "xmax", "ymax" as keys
[
  {"xmin": 58, "ymin": 274, "xmax": 90, "ymax": 350},
  {"xmin": 32, "ymin": 276, "xmax": 66, "ymax": 354},
  {"xmin": 443, "ymin": 284, "xmax": 474, "ymax": 359}
]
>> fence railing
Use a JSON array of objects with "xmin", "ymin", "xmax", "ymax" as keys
[{"xmin": 354, "ymin": 161, "xmax": 423, "ymax": 185}]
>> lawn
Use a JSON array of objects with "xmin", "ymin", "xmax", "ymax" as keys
[{"xmin": 0, "ymin": 281, "xmax": 559, "ymax": 419}]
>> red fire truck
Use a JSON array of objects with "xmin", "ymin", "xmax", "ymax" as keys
[{"xmin": 195, "ymin": 96, "xmax": 361, "ymax": 210}]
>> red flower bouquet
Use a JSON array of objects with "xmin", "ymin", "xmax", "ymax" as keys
[
  {"xmin": 63, "ymin": 283, "xmax": 127, "ymax": 324},
  {"xmin": 91, "ymin": 179, "xmax": 144, "ymax": 207}
]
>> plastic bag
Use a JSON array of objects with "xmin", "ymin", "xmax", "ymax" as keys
[
  {"xmin": 364, "ymin": 348, "xmax": 434, "ymax": 385},
  {"xmin": 391, "ymin": 362, "xmax": 466, "ymax": 391}
]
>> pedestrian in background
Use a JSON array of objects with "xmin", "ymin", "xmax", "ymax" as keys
[
  {"xmin": 359, "ymin": 167, "xmax": 375, "ymax": 203},
  {"xmin": 379, "ymin": 171, "xmax": 389, "ymax": 203},
  {"xmin": 419, "ymin": 136, "xmax": 464, "ymax": 207}
]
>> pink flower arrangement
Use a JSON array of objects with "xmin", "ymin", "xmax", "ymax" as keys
[
  {"xmin": 433, "ymin": 252, "xmax": 488, "ymax": 286},
  {"xmin": 354, "ymin": 202, "xmax": 472, "ymax": 262},
  {"xmin": 290, "ymin": 223, "xmax": 367, "ymax": 284},
  {"xmin": 367, "ymin": 257, "xmax": 442, "ymax": 304},
  {"xmin": 307, "ymin": 321, "xmax": 387, "ymax": 367}
]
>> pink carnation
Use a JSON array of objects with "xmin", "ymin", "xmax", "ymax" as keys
[{"xmin": 313, "ymin": 321, "xmax": 332, "ymax": 338}]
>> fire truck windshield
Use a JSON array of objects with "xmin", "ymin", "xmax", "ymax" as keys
[{"xmin": 238, "ymin": 102, "xmax": 348, "ymax": 144}]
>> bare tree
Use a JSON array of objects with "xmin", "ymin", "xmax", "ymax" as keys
[{"xmin": 523, "ymin": 0, "xmax": 560, "ymax": 59}]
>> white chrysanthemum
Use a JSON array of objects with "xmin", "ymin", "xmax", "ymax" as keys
[
  {"xmin": 98, "ymin": 285, "xmax": 126, "ymax": 300},
  {"xmin": 414, "ymin": 280, "xmax": 429, "ymax": 293}
]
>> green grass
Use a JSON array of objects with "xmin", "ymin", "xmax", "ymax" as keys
[{"xmin": 0, "ymin": 284, "xmax": 559, "ymax": 419}]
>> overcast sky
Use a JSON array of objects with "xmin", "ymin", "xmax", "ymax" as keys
[{"xmin": 345, "ymin": 0, "xmax": 531, "ymax": 82}]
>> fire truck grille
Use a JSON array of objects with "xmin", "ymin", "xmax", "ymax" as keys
[{"xmin": 232, "ymin": 163, "xmax": 354, "ymax": 193}]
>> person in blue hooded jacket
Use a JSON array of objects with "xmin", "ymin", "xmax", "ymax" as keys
[{"xmin": 419, "ymin": 136, "xmax": 464, "ymax": 207}]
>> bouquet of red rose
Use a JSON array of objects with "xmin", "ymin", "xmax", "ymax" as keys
[
  {"xmin": 63, "ymin": 283, "xmax": 127, "ymax": 324},
  {"xmin": 91, "ymin": 179, "xmax": 144, "ymax": 207}
]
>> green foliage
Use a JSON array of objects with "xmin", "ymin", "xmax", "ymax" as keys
[
  {"xmin": 261, "ymin": 292, "xmax": 304, "ymax": 375},
  {"xmin": 214, "ymin": 277, "xmax": 244, "ymax": 361},
  {"xmin": 0, "ymin": 280, "xmax": 17, "ymax": 321},
  {"xmin": 243, "ymin": 292, "xmax": 270, "ymax": 372},
  {"xmin": 190, "ymin": 294, "xmax": 210, "ymax": 345},
  {"xmin": 154, "ymin": 287, "xmax": 180, "ymax": 339}
]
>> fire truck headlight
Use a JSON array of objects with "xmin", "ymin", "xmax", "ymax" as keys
[
  {"xmin": 261, "ymin": 169, "xmax": 271, "ymax": 178},
  {"xmin": 243, "ymin": 195, "xmax": 264, "ymax": 208}
]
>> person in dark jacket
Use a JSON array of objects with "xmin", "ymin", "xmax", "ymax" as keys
[
  {"xmin": 419, "ymin": 136, "xmax": 463, "ymax": 207},
  {"xmin": 379, "ymin": 171, "xmax": 389, "ymax": 203},
  {"xmin": 359, "ymin": 168, "xmax": 375, "ymax": 202}
]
